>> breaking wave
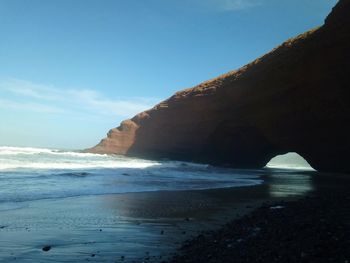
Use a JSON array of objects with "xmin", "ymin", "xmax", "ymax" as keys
[{"xmin": 0, "ymin": 146, "xmax": 159, "ymax": 170}]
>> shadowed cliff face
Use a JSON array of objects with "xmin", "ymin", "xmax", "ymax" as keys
[{"xmin": 88, "ymin": 0, "xmax": 350, "ymax": 173}]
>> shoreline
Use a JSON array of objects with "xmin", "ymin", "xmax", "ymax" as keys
[
  {"xmin": 0, "ymin": 184, "xmax": 272, "ymax": 262},
  {"xmin": 0, "ymin": 170, "xmax": 311, "ymax": 263},
  {"xmin": 1, "ymin": 169, "xmax": 343, "ymax": 262}
]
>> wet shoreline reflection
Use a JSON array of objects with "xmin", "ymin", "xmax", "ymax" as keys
[{"xmin": 265, "ymin": 169, "xmax": 314, "ymax": 198}]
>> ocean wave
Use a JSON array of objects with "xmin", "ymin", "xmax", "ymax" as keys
[
  {"xmin": 0, "ymin": 147, "xmax": 265, "ymax": 203},
  {"xmin": 0, "ymin": 160, "xmax": 160, "ymax": 171},
  {"xmin": 0, "ymin": 146, "xmax": 163, "ymax": 171},
  {"xmin": 0, "ymin": 146, "xmax": 102, "ymax": 157}
]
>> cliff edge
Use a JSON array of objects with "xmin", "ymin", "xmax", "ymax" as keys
[{"xmin": 87, "ymin": 0, "xmax": 350, "ymax": 173}]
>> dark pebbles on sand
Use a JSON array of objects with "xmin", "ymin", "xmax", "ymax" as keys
[{"xmin": 168, "ymin": 191, "xmax": 350, "ymax": 263}]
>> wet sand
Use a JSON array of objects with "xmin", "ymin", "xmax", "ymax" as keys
[
  {"xmin": 0, "ymin": 188, "xmax": 267, "ymax": 263},
  {"xmin": 0, "ymin": 169, "xmax": 334, "ymax": 262}
]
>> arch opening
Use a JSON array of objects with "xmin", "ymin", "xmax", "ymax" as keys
[{"xmin": 265, "ymin": 152, "xmax": 315, "ymax": 171}]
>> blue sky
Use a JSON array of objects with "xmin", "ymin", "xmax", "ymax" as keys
[{"xmin": 0, "ymin": 0, "xmax": 337, "ymax": 149}]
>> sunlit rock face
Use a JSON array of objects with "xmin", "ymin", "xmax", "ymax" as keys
[{"xmin": 87, "ymin": 0, "xmax": 350, "ymax": 173}]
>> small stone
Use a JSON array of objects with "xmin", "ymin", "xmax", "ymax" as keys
[
  {"xmin": 42, "ymin": 246, "xmax": 51, "ymax": 252},
  {"xmin": 270, "ymin": 205, "xmax": 284, "ymax": 210}
]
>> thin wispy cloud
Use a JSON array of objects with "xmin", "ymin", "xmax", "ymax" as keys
[
  {"xmin": 0, "ymin": 79, "xmax": 159, "ymax": 118},
  {"xmin": 199, "ymin": 0, "xmax": 262, "ymax": 11},
  {"xmin": 0, "ymin": 98, "xmax": 65, "ymax": 114},
  {"xmin": 3, "ymin": 80, "xmax": 63, "ymax": 101},
  {"xmin": 221, "ymin": 0, "xmax": 261, "ymax": 10}
]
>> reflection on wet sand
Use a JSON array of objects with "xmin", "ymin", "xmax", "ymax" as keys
[{"xmin": 266, "ymin": 169, "xmax": 314, "ymax": 198}]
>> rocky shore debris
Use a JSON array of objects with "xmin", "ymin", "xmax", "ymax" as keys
[{"xmin": 168, "ymin": 191, "xmax": 350, "ymax": 262}]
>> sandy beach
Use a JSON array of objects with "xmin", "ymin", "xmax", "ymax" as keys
[{"xmin": 0, "ymin": 168, "xmax": 327, "ymax": 262}]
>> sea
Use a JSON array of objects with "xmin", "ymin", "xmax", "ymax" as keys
[
  {"xmin": 0, "ymin": 146, "xmax": 315, "ymax": 206},
  {"xmin": 0, "ymin": 146, "xmax": 268, "ymax": 205}
]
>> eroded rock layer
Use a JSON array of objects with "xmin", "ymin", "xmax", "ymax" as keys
[{"xmin": 88, "ymin": 0, "xmax": 350, "ymax": 173}]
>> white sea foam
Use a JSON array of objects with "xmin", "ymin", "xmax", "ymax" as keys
[
  {"xmin": 0, "ymin": 146, "xmax": 102, "ymax": 157},
  {"xmin": 0, "ymin": 161, "xmax": 160, "ymax": 170},
  {"xmin": 0, "ymin": 146, "xmax": 54, "ymax": 155},
  {"xmin": 0, "ymin": 146, "xmax": 160, "ymax": 170}
]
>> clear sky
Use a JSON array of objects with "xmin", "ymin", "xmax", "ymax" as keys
[{"xmin": 0, "ymin": 0, "xmax": 337, "ymax": 149}]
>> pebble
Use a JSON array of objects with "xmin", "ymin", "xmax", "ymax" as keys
[{"xmin": 42, "ymin": 246, "xmax": 51, "ymax": 252}]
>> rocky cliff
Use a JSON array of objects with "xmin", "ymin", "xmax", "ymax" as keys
[{"xmin": 88, "ymin": 0, "xmax": 350, "ymax": 173}]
